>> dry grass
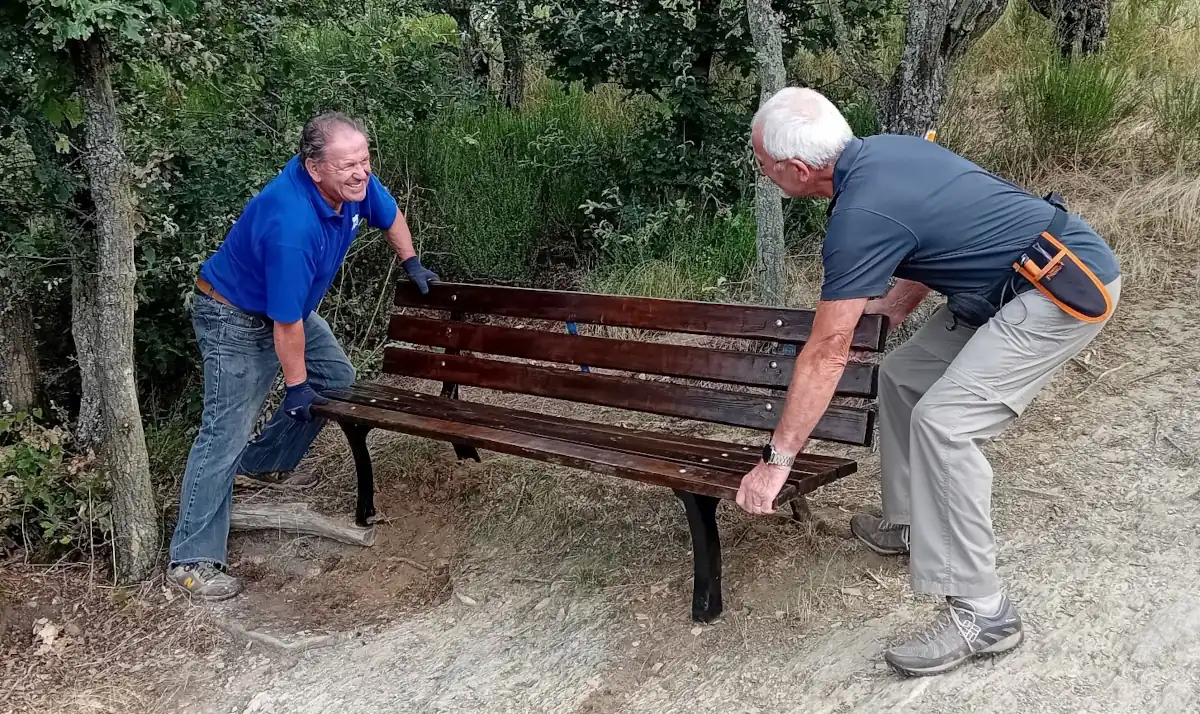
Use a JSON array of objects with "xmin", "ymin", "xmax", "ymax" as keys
[{"xmin": 0, "ymin": 562, "xmax": 228, "ymax": 714}]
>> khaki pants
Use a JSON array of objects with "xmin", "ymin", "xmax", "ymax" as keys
[{"xmin": 878, "ymin": 277, "xmax": 1121, "ymax": 597}]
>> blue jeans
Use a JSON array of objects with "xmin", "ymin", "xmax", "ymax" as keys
[{"xmin": 168, "ymin": 293, "xmax": 355, "ymax": 568}]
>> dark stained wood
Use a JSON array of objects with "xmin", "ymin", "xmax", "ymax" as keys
[
  {"xmin": 312, "ymin": 400, "xmax": 800, "ymax": 507},
  {"xmin": 381, "ymin": 347, "xmax": 877, "ymax": 447},
  {"xmin": 393, "ymin": 281, "xmax": 888, "ymax": 352},
  {"xmin": 388, "ymin": 315, "xmax": 879, "ymax": 398},
  {"xmin": 324, "ymin": 383, "xmax": 857, "ymax": 479}
]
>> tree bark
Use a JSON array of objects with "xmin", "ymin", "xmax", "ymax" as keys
[
  {"xmin": 497, "ymin": 0, "xmax": 525, "ymax": 108},
  {"xmin": 0, "ymin": 297, "xmax": 38, "ymax": 412},
  {"xmin": 71, "ymin": 33, "xmax": 159, "ymax": 585},
  {"xmin": 882, "ymin": 0, "xmax": 1007, "ymax": 136},
  {"xmin": 1029, "ymin": 0, "xmax": 1113, "ymax": 57},
  {"xmin": 746, "ymin": 0, "xmax": 788, "ymax": 306}
]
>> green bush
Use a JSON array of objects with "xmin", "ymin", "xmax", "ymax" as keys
[
  {"xmin": 1011, "ymin": 56, "xmax": 1137, "ymax": 161},
  {"xmin": 409, "ymin": 85, "xmax": 633, "ymax": 283},
  {"xmin": 582, "ymin": 196, "xmax": 757, "ymax": 301},
  {"xmin": 0, "ymin": 408, "xmax": 110, "ymax": 560},
  {"xmin": 1151, "ymin": 75, "xmax": 1200, "ymax": 164}
]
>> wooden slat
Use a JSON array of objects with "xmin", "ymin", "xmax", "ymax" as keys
[
  {"xmin": 393, "ymin": 281, "xmax": 888, "ymax": 352},
  {"xmin": 325, "ymin": 383, "xmax": 857, "ymax": 479},
  {"xmin": 311, "ymin": 400, "xmax": 800, "ymax": 506},
  {"xmin": 381, "ymin": 347, "xmax": 876, "ymax": 447},
  {"xmin": 388, "ymin": 315, "xmax": 879, "ymax": 397}
]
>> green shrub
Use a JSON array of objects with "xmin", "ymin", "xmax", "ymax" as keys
[
  {"xmin": 582, "ymin": 197, "xmax": 757, "ymax": 301},
  {"xmin": 1011, "ymin": 55, "xmax": 1137, "ymax": 161},
  {"xmin": 1151, "ymin": 75, "xmax": 1200, "ymax": 164},
  {"xmin": 410, "ymin": 85, "xmax": 633, "ymax": 283},
  {"xmin": 0, "ymin": 409, "xmax": 110, "ymax": 560}
]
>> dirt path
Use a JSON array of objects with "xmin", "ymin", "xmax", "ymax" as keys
[{"xmin": 196, "ymin": 297, "xmax": 1199, "ymax": 714}]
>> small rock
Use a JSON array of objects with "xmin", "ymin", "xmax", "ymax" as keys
[
  {"xmin": 635, "ymin": 613, "xmax": 649, "ymax": 621},
  {"xmin": 690, "ymin": 626, "xmax": 703, "ymax": 636},
  {"xmin": 556, "ymin": 607, "xmax": 567, "ymax": 623},
  {"xmin": 631, "ymin": 641, "xmax": 640, "ymax": 647},
  {"xmin": 651, "ymin": 662, "xmax": 664, "ymax": 673},
  {"xmin": 455, "ymin": 592, "xmax": 479, "ymax": 607}
]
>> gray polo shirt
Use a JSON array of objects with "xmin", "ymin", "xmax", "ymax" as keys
[{"xmin": 820, "ymin": 135, "xmax": 1120, "ymax": 305}]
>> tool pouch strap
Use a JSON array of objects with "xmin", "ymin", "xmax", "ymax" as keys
[{"xmin": 1012, "ymin": 207, "xmax": 1114, "ymax": 323}]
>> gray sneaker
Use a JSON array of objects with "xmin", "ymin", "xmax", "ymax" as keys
[
  {"xmin": 168, "ymin": 562, "xmax": 244, "ymax": 602},
  {"xmin": 850, "ymin": 514, "xmax": 910, "ymax": 555},
  {"xmin": 885, "ymin": 596, "xmax": 1024, "ymax": 677},
  {"xmin": 234, "ymin": 470, "xmax": 318, "ymax": 489}
]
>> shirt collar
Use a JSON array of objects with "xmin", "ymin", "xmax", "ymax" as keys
[{"xmin": 288, "ymin": 155, "xmax": 341, "ymax": 220}]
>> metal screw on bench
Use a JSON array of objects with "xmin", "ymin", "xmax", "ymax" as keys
[
  {"xmin": 775, "ymin": 319, "xmax": 783, "ymax": 327},
  {"xmin": 770, "ymin": 361, "xmax": 778, "ymax": 368},
  {"xmin": 766, "ymin": 403, "xmax": 773, "ymax": 411},
  {"xmin": 702, "ymin": 458, "xmax": 710, "ymax": 463},
  {"xmin": 451, "ymin": 294, "xmax": 457, "ymax": 301}
]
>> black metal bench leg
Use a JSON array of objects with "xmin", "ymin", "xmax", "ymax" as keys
[
  {"xmin": 340, "ymin": 423, "xmax": 376, "ymax": 527},
  {"xmin": 674, "ymin": 490, "xmax": 723, "ymax": 623}
]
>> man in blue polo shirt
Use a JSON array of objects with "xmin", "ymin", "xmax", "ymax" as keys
[
  {"xmin": 736, "ymin": 88, "xmax": 1120, "ymax": 676},
  {"xmin": 168, "ymin": 112, "xmax": 439, "ymax": 601}
]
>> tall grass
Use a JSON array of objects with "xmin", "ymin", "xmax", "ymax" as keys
[
  {"xmin": 1010, "ymin": 55, "xmax": 1137, "ymax": 161},
  {"xmin": 411, "ymin": 84, "xmax": 634, "ymax": 283},
  {"xmin": 583, "ymin": 201, "xmax": 758, "ymax": 301}
]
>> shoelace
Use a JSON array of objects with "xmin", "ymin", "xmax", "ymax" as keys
[
  {"xmin": 913, "ymin": 602, "xmax": 981, "ymax": 647},
  {"xmin": 879, "ymin": 519, "xmax": 911, "ymax": 549},
  {"xmin": 187, "ymin": 563, "xmax": 231, "ymax": 583}
]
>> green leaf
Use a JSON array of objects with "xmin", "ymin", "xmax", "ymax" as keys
[
  {"xmin": 54, "ymin": 134, "xmax": 71, "ymax": 154},
  {"xmin": 63, "ymin": 97, "xmax": 84, "ymax": 128},
  {"xmin": 42, "ymin": 98, "xmax": 65, "ymax": 128},
  {"xmin": 122, "ymin": 17, "xmax": 144, "ymax": 42}
]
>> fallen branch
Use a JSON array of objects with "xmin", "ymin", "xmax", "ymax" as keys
[
  {"xmin": 211, "ymin": 617, "xmax": 343, "ymax": 653},
  {"xmin": 229, "ymin": 502, "xmax": 376, "ymax": 547}
]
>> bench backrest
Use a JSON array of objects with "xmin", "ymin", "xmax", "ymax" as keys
[{"xmin": 385, "ymin": 281, "xmax": 887, "ymax": 447}]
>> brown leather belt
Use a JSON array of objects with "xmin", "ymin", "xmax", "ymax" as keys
[{"xmin": 195, "ymin": 277, "xmax": 235, "ymax": 308}]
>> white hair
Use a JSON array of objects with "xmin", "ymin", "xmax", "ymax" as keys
[{"xmin": 752, "ymin": 87, "xmax": 855, "ymax": 167}]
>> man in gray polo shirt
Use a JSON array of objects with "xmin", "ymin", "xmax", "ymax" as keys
[{"xmin": 735, "ymin": 87, "xmax": 1120, "ymax": 677}]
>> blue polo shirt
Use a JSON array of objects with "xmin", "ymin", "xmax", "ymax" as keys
[
  {"xmin": 820, "ymin": 135, "xmax": 1119, "ymax": 304},
  {"xmin": 200, "ymin": 155, "xmax": 399, "ymax": 323}
]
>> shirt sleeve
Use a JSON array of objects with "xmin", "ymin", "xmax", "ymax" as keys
[
  {"xmin": 263, "ymin": 231, "xmax": 316, "ymax": 324},
  {"xmin": 363, "ymin": 173, "xmax": 399, "ymax": 231},
  {"xmin": 819, "ymin": 208, "xmax": 918, "ymax": 301}
]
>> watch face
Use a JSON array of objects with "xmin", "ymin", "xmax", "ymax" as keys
[{"xmin": 762, "ymin": 442, "xmax": 773, "ymax": 462}]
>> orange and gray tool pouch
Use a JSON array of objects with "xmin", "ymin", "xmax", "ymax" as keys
[{"xmin": 1012, "ymin": 194, "xmax": 1114, "ymax": 323}]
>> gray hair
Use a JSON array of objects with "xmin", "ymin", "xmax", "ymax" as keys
[
  {"xmin": 299, "ymin": 112, "xmax": 367, "ymax": 163},
  {"xmin": 752, "ymin": 87, "xmax": 855, "ymax": 167}
]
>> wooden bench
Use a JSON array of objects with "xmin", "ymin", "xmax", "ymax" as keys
[{"xmin": 313, "ymin": 281, "xmax": 887, "ymax": 623}]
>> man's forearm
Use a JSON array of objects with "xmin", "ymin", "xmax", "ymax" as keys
[
  {"xmin": 770, "ymin": 341, "xmax": 850, "ymax": 456},
  {"xmin": 878, "ymin": 279, "xmax": 930, "ymax": 317},
  {"xmin": 385, "ymin": 211, "xmax": 417, "ymax": 261},
  {"xmin": 274, "ymin": 320, "xmax": 307, "ymax": 386}
]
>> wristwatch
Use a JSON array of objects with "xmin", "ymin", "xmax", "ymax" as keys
[{"xmin": 761, "ymin": 441, "xmax": 795, "ymax": 469}]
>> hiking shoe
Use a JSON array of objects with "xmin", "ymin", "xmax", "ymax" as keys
[
  {"xmin": 234, "ymin": 470, "xmax": 318, "ymax": 489},
  {"xmin": 850, "ymin": 514, "xmax": 910, "ymax": 555},
  {"xmin": 168, "ymin": 562, "xmax": 244, "ymax": 602},
  {"xmin": 884, "ymin": 596, "xmax": 1024, "ymax": 677}
]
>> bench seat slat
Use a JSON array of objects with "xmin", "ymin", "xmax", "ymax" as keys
[
  {"xmin": 382, "ymin": 347, "xmax": 876, "ymax": 447},
  {"xmin": 313, "ymin": 399, "xmax": 807, "ymax": 506},
  {"xmin": 392, "ymin": 281, "xmax": 888, "ymax": 352},
  {"xmin": 389, "ymin": 315, "xmax": 878, "ymax": 398},
  {"xmin": 325, "ymin": 383, "xmax": 857, "ymax": 481}
]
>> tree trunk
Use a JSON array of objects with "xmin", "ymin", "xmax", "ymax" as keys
[
  {"xmin": 498, "ymin": 0, "xmax": 525, "ymax": 108},
  {"xmin": 1029, "ymin": 0, "xmax": 1113, "ymax": 57},
  {"xmin": 0, "ymin": 297, "xmax": 38, "ymax": 412},
  {"xmin": 883, "ymin": 0, "xmax": 1007, "ymax": 135},
  {"xmin": 71, "ymin": 33, "xmax": 159, "ymax": 585},
  {"xmin": 746, "ymin": 0, "xmax": 788, "ymax": 305}
]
